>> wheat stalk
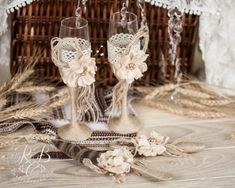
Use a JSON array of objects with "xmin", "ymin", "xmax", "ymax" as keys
[
  {"xmin": 1, "ymin": 101, "xmax": 34, "ymax": 113},
  {"xmin": 16, "ymin": 86, "xmax": 56, "ymax": 93},
  {"xmin": 175, "ymin": 99, "xmax": 207, "ymax": 109},
  {"xmin": 55, "ymin": 87, "xmax": 69, "ymax": 97},
  {"xmin": 12, "ymin": 106, "xmax": 49, "ymax": 119},
  {"xmin": 199, "ymin": 99, "xmax": 234, "ymax": 107},
  {"xmin": 0, "ymin": 105, "xmax": 49, "ymax": 122},
  {"xmin": 49, "ymin": 94, "xmax": 70, "ymax": 109},
  {"xmin": 26, "ymin": 134, "xmax": 56, "ymax": 143},
  {"xmin": 0, "ymin": 98, "xmax": 7, "ymax": 110},
  {"xmin": 145, "ymin": 84, "xmax": 176, "ymax": 100},
  {"xmin": 0, "ymin": 82, "xmax": 9, "ymax": 96},
  {"xmin": 9, "ymin": 69, "xmax": 34, "ymax": 91},
  {"xmin": 177, "ymin": 88, "xmax": 213, "ymax": 99},
  {"xmin": 135, "ymin": 87, "xmax": 155, "ymax": 95},
  {"xmin": 22, "ymin": 81, "xmax": 35, "ymax": 87},
  {"xmin": 143, "ymin": 100, "xmax": 227, "ymax": 119},
  {"xmin": 0, "ymin": 93, "xmax": 69, "ymax": 121}
]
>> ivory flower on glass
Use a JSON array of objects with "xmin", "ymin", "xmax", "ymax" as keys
[
  {"xmin": 60, "ymin": 55, "xmax": 96, "ymax": 88},
  {"xmin": 97, "ymin": 147, "xmax": 134, "ymax": 175},
  {"xmin": 136, "ymin": 134, "xmax": 166, "ymax": 157},
  {"xmin": 113, "ymin": 49, "xmax": 148, "ymax": 83}
]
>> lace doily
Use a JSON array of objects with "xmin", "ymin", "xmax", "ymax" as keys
[{"xmin": 145, "ymin": 0, "xmax": 220, "ymax": 15}]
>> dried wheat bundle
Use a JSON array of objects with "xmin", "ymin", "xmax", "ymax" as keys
[
  {"xmin": 140, "ymin": 80, "xmax": 235, "ymax": 119},
  {"xmin": 0, "ymin": 87, "xmax": 69, "ymax": 122}
]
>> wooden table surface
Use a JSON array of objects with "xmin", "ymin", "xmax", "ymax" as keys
[{"xmin": 1, "ymin": 101, "xmax": 235, "ymax": 188}]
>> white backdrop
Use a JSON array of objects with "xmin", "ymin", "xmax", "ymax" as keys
[{"xmin": 199, "ymin": 0, "xmax": 235, "ymax": 90}]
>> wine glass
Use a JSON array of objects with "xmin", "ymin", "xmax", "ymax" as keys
[
  {"xmin": 52, "ymin": 17, "xmax": 93, "ymax": 141},
  {"xmin": 107, "ymin": 12, "xmax": 142, "ymax": 134}
]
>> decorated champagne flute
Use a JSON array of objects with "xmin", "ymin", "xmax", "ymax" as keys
[
  {"xmin": 51, "ymin": 16, "xmax": 96, "ymax": 141},
  {"xmin": 107, "ymin": 10, "xmax": 149, "ymax": 134}
]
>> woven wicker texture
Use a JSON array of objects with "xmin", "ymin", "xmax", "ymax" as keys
[{"xmin": 10, "ymin": 0, "xmax": 199, "ymax": 86}]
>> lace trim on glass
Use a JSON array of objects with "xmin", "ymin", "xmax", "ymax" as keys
[{"xmin": 107, "ymin": 33, "xmax": 140, "ymax": 64}]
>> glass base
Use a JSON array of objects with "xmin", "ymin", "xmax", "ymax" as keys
[
  {"xmin": 58, "ymin": 123, "xmax": 92, "ymax": 142},
  {"xmin": 108, "ymin": 115, "xmax": 142, "ymax": 134}
]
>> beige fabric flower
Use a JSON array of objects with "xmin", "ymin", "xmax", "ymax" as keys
[
  {"xmin": 136, "ymin": 133, "xmax": 167, "ymax": 157},
  {"xmin": 150, "ymin": 131, "xmax": 169, "ymax": 144},
  {"xmin": 113, "ymin": 49, "xmax": 148, "ymax": 84},
  {"xmin": 60, "ymin": 55, "xmax": 96, "ymax": 88},
  {"xmin": 97, "ymin": 147, "xmax": 134, "ymax": 175}
]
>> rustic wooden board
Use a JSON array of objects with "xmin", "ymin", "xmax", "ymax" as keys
[{"xmin": 0, "ymin": 102, "xmax": 235, "ymax": 187}]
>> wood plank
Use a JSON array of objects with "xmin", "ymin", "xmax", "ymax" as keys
[{"xmin": 0, "ymin": 148, "xmax": 235, "ymax": 187}]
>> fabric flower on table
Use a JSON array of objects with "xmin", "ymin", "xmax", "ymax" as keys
[
  {"xmin": 97, "ymin": 147, "xmax": 134, "ymax": 175},
  {"xmin": 113, "ymin": 49, "xmax": 148, "ymax": 84},
  {"xmin": 135, "ymin": 131, "xmax": 168, "ymax": 157},
  {"xmin": 149, "ymin": 131, "xmax": 169, "ymax": 145},
  {"xmin": 60, "ymin": 55, "xmax": 96, "ymax": 88}
]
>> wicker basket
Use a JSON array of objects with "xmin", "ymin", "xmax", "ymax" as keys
[{"xmin": 10, "ymin": 0, "xmax": 199, "ymax": 86}]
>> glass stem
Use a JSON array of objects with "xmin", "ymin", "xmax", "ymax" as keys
[
  {"xmin": 121, "ymin": 83, "xmax": 129, "ymax": 119},
  {"xmin": 69, "ymin": 87, "xmax": 78, "ymax": 128}
]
